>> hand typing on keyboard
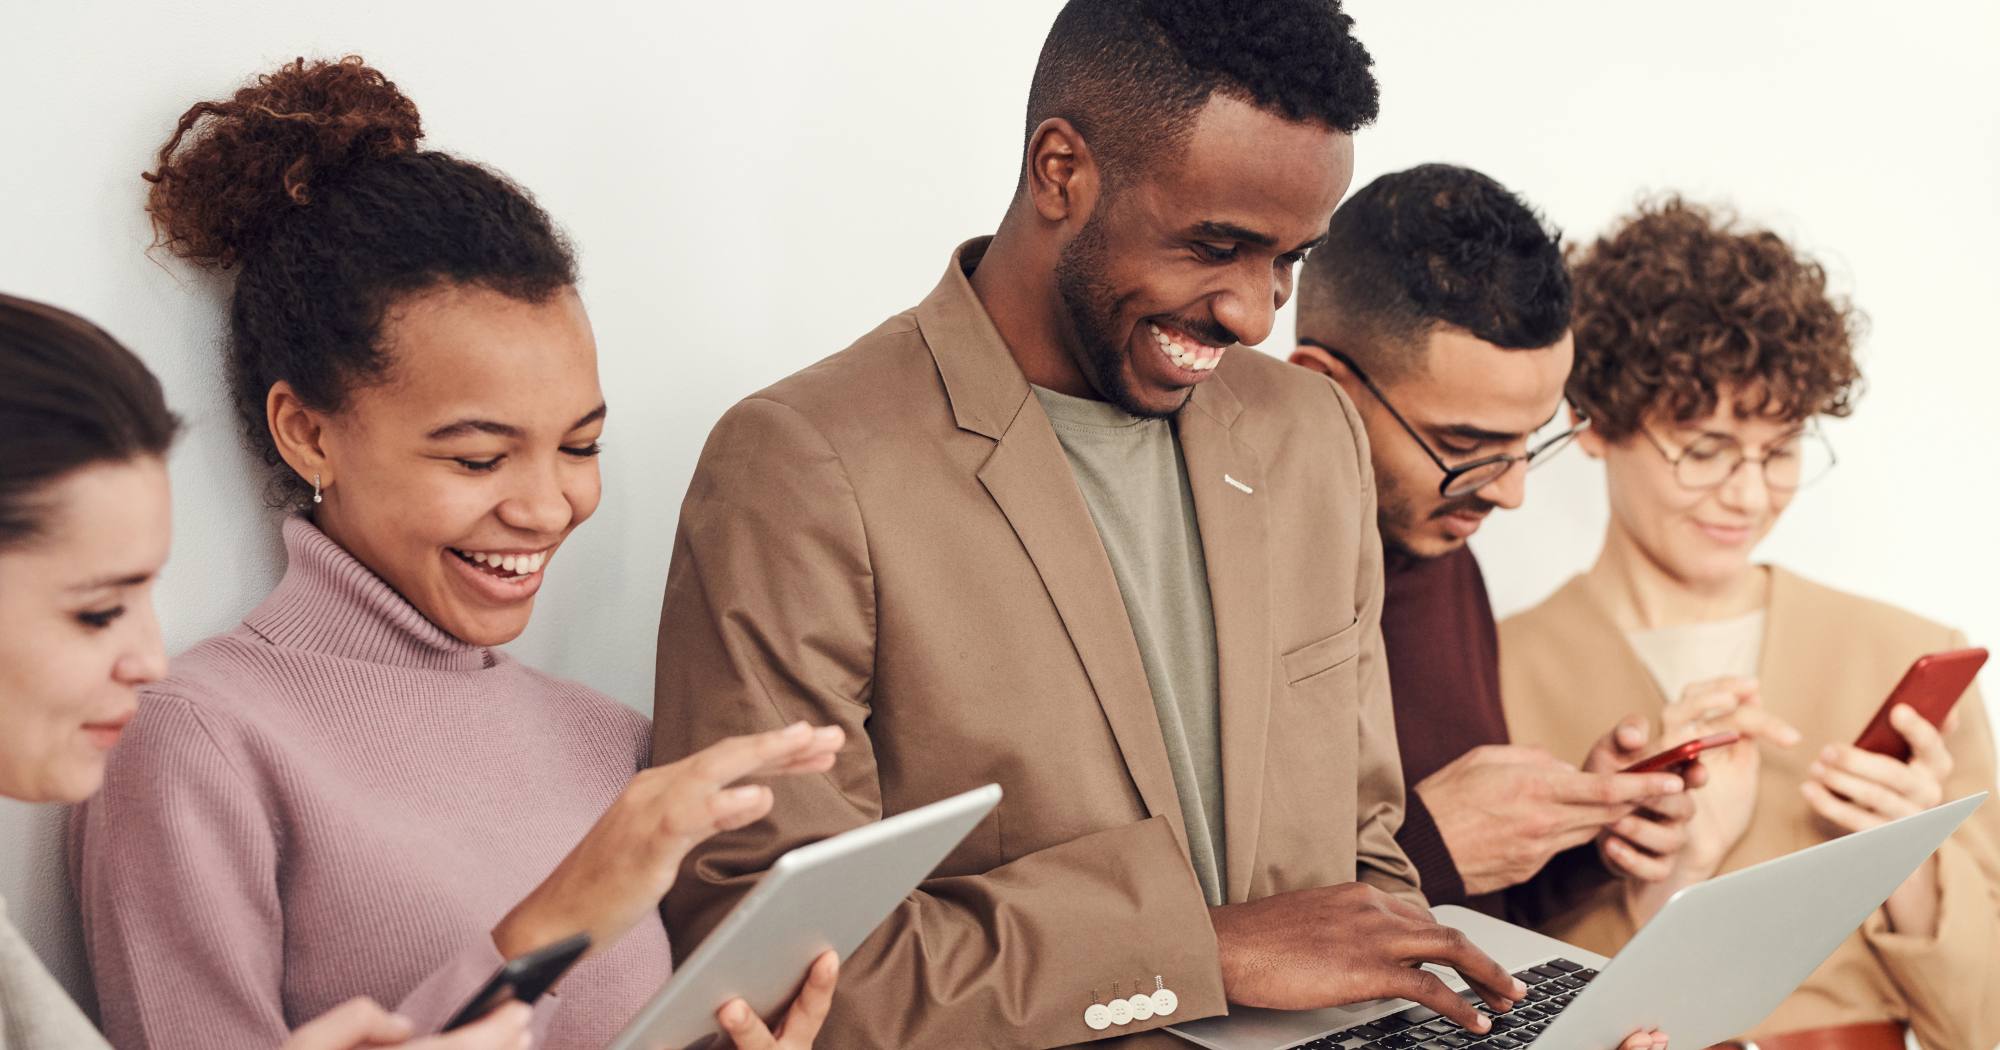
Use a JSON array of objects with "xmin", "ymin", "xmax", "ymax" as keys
[
  {"xmin": 1207, "ymin": 884, "xmax": 1525, "ymax": 1034},
  {"xmin": 1293, "ymin": 960, "xmax": 1666, "ymax": 1050}
]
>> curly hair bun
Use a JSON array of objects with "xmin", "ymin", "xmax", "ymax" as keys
[{"xmin": 146, "ymin": 56, "xmax": 424, "ymax": 268}]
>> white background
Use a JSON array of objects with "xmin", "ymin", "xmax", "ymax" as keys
[{"xmin": 3, "ymin": 0, "xmax": 1996, "ymax": 1023}]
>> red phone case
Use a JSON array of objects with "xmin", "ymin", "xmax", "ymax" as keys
[
  {"xmin": 1851, "ymin": 647, "xmax": 1988, "ymax": 761},
  {"xmin": 1622, "ymin": 730, "xmax": 1743, "ymax": 775}
]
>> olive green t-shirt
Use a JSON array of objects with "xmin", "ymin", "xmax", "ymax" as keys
[{"xmin": 1032, "ymin": 385, "xmax": 1226, "ymax": 905}]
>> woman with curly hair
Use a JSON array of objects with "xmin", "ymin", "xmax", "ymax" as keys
[
  {"xmin": 1499, "ymin": 198, "xmax": 2000, "ymax": 1050},
  {"xmin": 68, "ymin": 57, "xmax": 840, "ymax": 1050}
]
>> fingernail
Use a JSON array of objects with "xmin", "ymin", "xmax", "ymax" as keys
[
  {"xmin": 727, "ymin": 785, "xmax": 765, "ymax": 804},
  {"xmin": 1821, "ymin": 746, "xmax": 1839, "ymax": 762},
  {"xmin": 1513, "ymin": 979, "xmax": 1528, "ymax": 997},
  {"xmin": 723, "ymin": 1001, "xmax": 748, "ymax": 1025},
  {"xmin": 814, "ymin": 726, "xmax": 842, "ymax": 741},
  {"xmin": 783, "ymin": 721, "xmax": 810, "ymax": 736}
]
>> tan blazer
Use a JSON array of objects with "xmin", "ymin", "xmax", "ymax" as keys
[
  {"xmin": 1500, "ymin": 568, "xmax": 2000, "ymax": 1050},
  {"xmin": 653, "ymin": 240, "xmax": 1420, "ymax": 1048}
]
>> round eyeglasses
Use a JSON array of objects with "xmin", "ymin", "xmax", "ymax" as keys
[{"xmin": 1637, "ymin": 425, "xmax": 1836, "ymax": 492}]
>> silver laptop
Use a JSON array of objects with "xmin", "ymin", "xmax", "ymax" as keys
[{"xmin": 1170, "ymin": 792, "xmax": 1986, "ymax": 1050}]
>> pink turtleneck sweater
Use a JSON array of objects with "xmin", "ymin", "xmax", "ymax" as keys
[{"xmin": 70, "ymin": 517, "xmax": 669, "ymax": 1050}]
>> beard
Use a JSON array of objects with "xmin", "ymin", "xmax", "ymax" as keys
[
  {"xmin": 1053, "ymin": 207, "xmax": 1172, "ymax": 419},
  {"xmin": 1378, "ymin": 463, "xmax": 1496, "ymax": 561}
]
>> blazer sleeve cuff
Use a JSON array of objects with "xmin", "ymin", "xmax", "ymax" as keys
[
  {"xmin": 1861, "ymin": 839, "xmax": 1998, "ymax": 985},
  {"xmin": 1396, "ymin": 789, "xmax": 1465, "ymax": 906}
]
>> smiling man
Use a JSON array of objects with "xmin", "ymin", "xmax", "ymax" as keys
[
  {"xmin": 653, "ymin": 3, "xmax": 1529, "ymax": 1047},
  {"xmin": 1290, "ymin": 164, "xmax": 1697, "ymax": 935}
]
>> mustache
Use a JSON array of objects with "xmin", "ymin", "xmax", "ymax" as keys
[
  {"xmin": 1429, "ymin": 496, "xmax": 1499, "ymax": 520},
  {"xmin": 1152, "ymin": 315, "xmax": 1236, "ymax": 348}
]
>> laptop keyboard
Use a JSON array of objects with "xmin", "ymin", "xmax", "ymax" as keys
[{"xmin": 1288, "ymin": 958, "xmax": 1596, "ymax": 1049}]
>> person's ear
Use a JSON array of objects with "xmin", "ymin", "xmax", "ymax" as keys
[
  {"xmin": 267, "ymin": 381, "xmax": 335, "ymax": 493},
  {"xmin": 1289, "ymin": 341, "xmax": 1348, "ymax": 381},
  {"xmin": 1574, "ymin": 406, "xmax": 1608, "ymax": 459},
  {"xmin": 1023, "ymin": 117, "xmax": 1099, "ymax": 226}
]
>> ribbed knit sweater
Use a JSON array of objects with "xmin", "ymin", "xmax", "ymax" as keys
[{"xmin": 69, "ymin": 517, "xmax": 669, "ymax": 1050}]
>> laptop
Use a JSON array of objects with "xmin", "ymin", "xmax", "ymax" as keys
[
  {"xmin": 1169, "ymin": 791, "xmax": 1986, "ymax": 1050},
  {"xmin": 606, "ymin": 783, "xmax": 1002, "ymax": 1050}
]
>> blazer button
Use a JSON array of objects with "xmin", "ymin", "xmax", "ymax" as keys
[
  {"xmin": 1151, "ymin": 988, "xmax": 1179, "ymax": 1016},
  {"xmin": 1127, "ymin": 993, "xmax": 1156, "ymax": 1021},
  {"xmin": 1107, "ymin": 998, "xmax": 1134, "ymax": 1025},
  {"xmin": 1085, "ymin": 1004, "xmax": 1113, "ymax": 1031}
]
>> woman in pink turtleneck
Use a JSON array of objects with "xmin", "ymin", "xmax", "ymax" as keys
[
  {"xmin": 4, "ymin": 295, "xmax": 535, "ymax": 1050},
  {"xmin": 72, "ymin": 58, "xmax": 839, "ymax": 1050}
]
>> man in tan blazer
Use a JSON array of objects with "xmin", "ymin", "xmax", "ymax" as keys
[{"xmin": 652, "ymin": 1, "xmax": 1520, "ymax": 1046}]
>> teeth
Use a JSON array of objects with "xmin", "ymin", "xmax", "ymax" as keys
[
  {"xmin": 455, "ymin": 548, "xmax": 548, "ymax": 576},
  {"xmin": 1150, "ymin": 323, "xmax": 1225, "ymax": 372}
]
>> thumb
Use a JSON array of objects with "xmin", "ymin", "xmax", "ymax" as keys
[
  {"xmin": 282, "ymin": 998, "xmax": 412, "ymax": 1050},
  {"xmin": 1612, "ymin": 715, "xmax": 1651, "ymax": 756}
]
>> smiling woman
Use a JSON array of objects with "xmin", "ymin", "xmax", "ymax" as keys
[
  {"xmin": 1499, "ymin": 198, "xmax": 2000, "ymax": 1050},
  {"xmin": 0, "ymin": 293, "xmax": 544, "ymax": 1050},
  {"xmin": 67, "ymin": 57, "xmax": 842, "ymax": 1050}
]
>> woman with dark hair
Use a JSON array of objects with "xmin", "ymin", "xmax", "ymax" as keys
[
  {"xmin": 1500, "ymin": 199, "xmax": 2000, "ymax": 1050},
  {"xmin": 70, "ymin": 58, "xmax": 839, "ymax": 1050},
  {"xmin": 0, "ymin": 293, "xmax": 533, "ymax": 1050}
]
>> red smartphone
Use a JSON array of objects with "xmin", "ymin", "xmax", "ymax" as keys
[
  {"xmin": 1852, "ymin": 647, "xmax": 1988, "ymax": 761},
  {"xmin": 1622, "ymin": 731, "xmax": 1743, "ymax": 775}
]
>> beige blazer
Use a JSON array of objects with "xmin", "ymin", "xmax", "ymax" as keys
[
  {"xmin": 1, "ymin": 895, "xmax": 109, "ymax": 1050},
  {"xmin": 653, "ymin": 240, "xmax": 1420, "ymax": 1048},
  {"xmin": 1500, "ymin": 568, "xmax": 2000, "ymax": 1050}
]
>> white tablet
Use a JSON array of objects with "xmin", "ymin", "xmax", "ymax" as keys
[{"xmin": 606, "ymin": 783, "xmax": 1002, "ymax": 1050}]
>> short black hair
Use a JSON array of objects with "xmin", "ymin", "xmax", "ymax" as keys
[
  {"xmin": 0, "ymin": 294, "xmax": 179, "ymax": 550},
  {"xmin": 1024, "ymin": 0, "xmax": 1378, "ymax": 188},
  {"xmin": 1298, "ymin": 163, "xmax": 1571, "ymax": 376},
  {"xmin": 146, "ymin": 57, "xmax": 577, "ymax": 507}
]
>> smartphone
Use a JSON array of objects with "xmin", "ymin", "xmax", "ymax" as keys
[
  {"xmin": 1622, "ymin": 730, "xmax": 1743, "ymax": 775},
  {"xmin": 1852, "ymin": 647, "xmax": 1988, "ymax": 761},
  {"xmin": 442, "ymin": 931, "xmax": 591, "ymax": 1031}
]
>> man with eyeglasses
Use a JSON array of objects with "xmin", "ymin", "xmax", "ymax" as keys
[{"xmin": 1289, "ymin": 164, "xmax": 1698, "ymax": 923}]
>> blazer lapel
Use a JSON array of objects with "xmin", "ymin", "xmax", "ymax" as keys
[
  {"xmin": 1178, "ymin": 375, "xmax": 1272, "ymax": 903},
  {"xmin": 977, "ymin": 409, "xmax": 1190, "ymax": 850},
  {"xmin": 916, "ymin": 239, "xmax": 1189, "ymax": 854}
]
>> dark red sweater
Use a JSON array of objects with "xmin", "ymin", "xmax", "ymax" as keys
[{"xmin": 1380, "ymin": 544, "xmax": 1608, "ymax": 921}]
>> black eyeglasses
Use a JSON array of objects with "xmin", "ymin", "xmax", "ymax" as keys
[{"xmin": 1298, "ymin": 339, "xmax": 1589, "ymax": 499}]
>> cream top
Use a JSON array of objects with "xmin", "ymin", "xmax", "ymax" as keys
[{"xmin": 1625, "ymin": 609, "xmax": 1767, "ymax": 702}]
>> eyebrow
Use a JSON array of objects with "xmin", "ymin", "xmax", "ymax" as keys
[
  {"xmin": 426, "ymin": 403, "xmax": 608, "ymax": 441},
  {"xmin": 1439, "ymin": 423, "xmax": 1526, "ymax": 445},
  {"xmin": 67, "ymin": 572, "xmax": 153, "ymax": 594},
  {"xmin": 1437, "ymin": 405, "xmax": 1564, "ymax": 446},
  {"xmin": 1190, "ymin": 221, "xmax": 1327, "ymax": 255}
]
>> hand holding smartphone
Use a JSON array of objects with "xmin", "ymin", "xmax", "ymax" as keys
[
  {"xmin": 1622, "ymin": 731, "xmax": 1743, "ymax": 776},
  {"xmin": 1852, "ymin": 648, "xmax": 1987, "ymax": 761},
  {"xmin": 443, "ymin": 932, "xmax": 591, "ymax": 1031}
]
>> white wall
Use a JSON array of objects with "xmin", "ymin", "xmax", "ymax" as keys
[{"xmin": 2, "ymin": 0, "xmax": 1995, "ymax": 1016}]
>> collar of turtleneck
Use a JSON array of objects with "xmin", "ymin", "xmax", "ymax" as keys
[{"xmin": 241, "ymin": 516, "xmax": 497, "ymax": 673}]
